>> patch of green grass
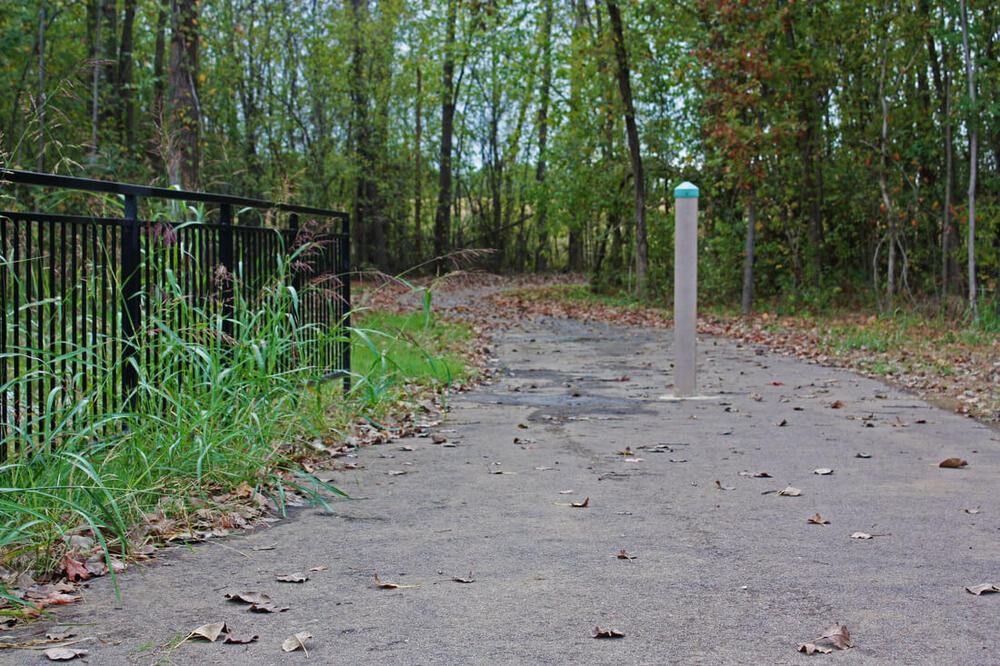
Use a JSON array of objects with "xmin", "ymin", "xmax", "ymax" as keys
[
  {"xmin": 353, "ymin": 311, "xmax": 472, "ymax": 385},
  {"xmin": 0, "ymin": 243, "xmax": 473, "ymax": 615}
]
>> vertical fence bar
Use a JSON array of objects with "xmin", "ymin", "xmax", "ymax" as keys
[
  {"xmin": 219, "ymin": 203, "xmax": 234, "ymax": 343},
  {"xmin": 121, "ymin": 194, "xmax": 141, "ymax": 409},
  {"xmin": 340, "ymin": 215, "xmax": 351, "ymax": 393}
]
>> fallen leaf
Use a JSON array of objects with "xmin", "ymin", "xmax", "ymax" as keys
[
  {"xmin": 558, "ymin": 490, "xmax": 575, "ymax": 494},
  {"xmin": 452, "ymin": 573, "xmax": 475, "ymax": 583},
  {"xmin": 60, "ymin": 553, "xmax": 89, "ymax": 582},
  {"xmin": 797, "ymin": 642, "xmax": 832, "ymax": 655},
  {"xmin": 964, "ymin": 507, "xmax": 981, "ymax": 515},
  {"xmin": 282, "ymin": 631, "xmax": 312, "ymax": 654},
  {"xmin": 813, "ymin": 468, "xmax": 834, "ymax": 475},
  {"xmin": 616, "ymin": 446, "xmax": 633, "ymax": 456},
  {"xmin": 223, "ymin": 631, "xmax": 259, "ymax": 644},
  {"xmin": 43, "ymin": 648, "xmax": 88, "ymax": 661},
  {"xmin": 592, "ymin": 626, "xmax": 625, "ymax": 639},
  {"xmin": 855, "ymin": 452, "xmax": 872, "ymax": 458},
  {"xmin": 45, "ymin": 629, "xmax": 76, "ymax": 641},
  {"xmin": 398, "ymin": 445, "xmax": 415, "ymax": 451},
  {"xmin": 517, "ymin": 423, "xmax": 529, "ymax": 429},
  {"xmin": 964, "ymin": 583, "xmax": 1000, "ymax": 595},
  {"xmin": 772, "ymin": 381, "xmax": 784, "ymax": 386},
  {"xmin": 623, "ymin": 457, "xmax": 645, "ymax": 463},
  {"xmin": 820, "ymin": 622, "xmax": 853, "ymax": 649},
  {"xmin": 851, "ymin": 532, "xmax": 873, "ymax": 539},
  {"xmin": 715, "ymin": 480, "xmax": 734, "ymax": 491},
  {"xmin": 894, "ymin": 416, "xmax": 909, "ymax": 427},
  {"xmin": 225, "ymin": 591, "xmax": 271, "ymax": 605},
  {"xmin": 776, "ymin": 419, "xmax": 788, "ymax": 427},
  {"xmin": 617, "ymin": 549, "xmax": 637, "ymax": 560},
  {"xmin": 808, "ymin": 513, "xmax": 830, "ymax": 525},
  {"xmin": 276, "ymin": 573, "xmax": 309, "ymax": 583},
  {"xmin": 830, "ymin": 401, "xmax": 844, "ymax": 409},
  {"xmin": 188, "ymin": 621, "xmax": 228, "ymax": 642},
  {"xmin": 431, "ymin": 434, "xmax": 447, "ymax": 444},
  {"xmin": 374, "ymin": 573, "xmax": 418, "ymax": 589},
  {"xmin": 248, "ymin": 602, "xmax": 290, "ymax": 613},
  {"xmin": 309, "ymin": 566, "xmax": 329, "ymax": 572},
  {"xmin": 387, "ymin": 470, "xmax": 409, "ymax": 476},
  {"xmin": 939, "ymin": 458, "xmax": 968, "ymax": 468},
  {"xmin": 778, "ymin": 486, "xmax": 802, "ymax": 496},
  {"xmin": 571, "ymin": 497, "xmax": 590, "ymax": 508}
]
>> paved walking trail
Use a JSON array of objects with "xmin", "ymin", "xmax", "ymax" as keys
[{"xmin": 7, "ymin": 291, "xmax": 1000, "ymax": 664}]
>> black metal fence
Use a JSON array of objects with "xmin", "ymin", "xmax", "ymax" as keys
[{"xmin": 1, "ymin": 169, "xmax": 350, "ymax": 452}]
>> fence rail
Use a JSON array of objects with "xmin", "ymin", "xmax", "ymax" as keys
[{"xmin": 1, "ymin": 169, "xmax": 350, "ymax": 454}]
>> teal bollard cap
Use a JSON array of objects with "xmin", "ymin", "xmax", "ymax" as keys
[{"xmin": 674, "ymin": 181, "xmax": 699, "ymax": 198}]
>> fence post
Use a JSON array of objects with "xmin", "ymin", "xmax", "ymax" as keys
[
  {"xmin": 219, "ymin": 203, "xmax": 234, "ymax": 341},
  {"xmin": 673, "ymin": 182, "xmax": 699, "ymax": 397},
  {"xmin": 121, "ymin": 193, "xmax": 141, "ymax": 408},
  {"xmin": 340, "ymin": 215, "xmax": 351, "ymax": 393}
]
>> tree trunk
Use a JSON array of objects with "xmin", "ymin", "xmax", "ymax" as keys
[
  {"xmin": 534, "ymin": 0, "xmax": 553, "ymax": 272},
  {"xmin": 36, "ymin": 1, "xmax": 46, "ymax": 173},
  {"xmin": 168, "ymin": 0, "xmax": 201, "ymax": 189},
  {"xmin": 878, "ymin": 48, "xmax": 896, "ymax": 303},
  {"xmin": 118, "ymin": 0, "xmax": 137, "ymax": 156},
  {"xmin": 742, "ymin": 193, "xmax": 757, "ymax": 314},
  {"xmin": 433, "ymin": 0, "xmax": 457, "ymax": 261},
  {"xmin": 149, "ymin": 0, "xmax": 169, "ymax": 174},
  {"xmin": 959, "ymin": 0, "xmax": 977, "ymax": 311},
  {"xmin": 414, "ymin": 66, "xmax": 423, "ymax": 262},
  {"xmin": 605, "ymin": 0, "xmax": 647, "ymax": 297}
]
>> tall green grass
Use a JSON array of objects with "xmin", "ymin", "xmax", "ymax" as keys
[{"xmin": 0, "ymin": 236, "xmax": 352, "ymax": 614}]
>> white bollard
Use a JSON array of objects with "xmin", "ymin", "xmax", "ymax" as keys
[{"xmin": 673, "ymin": 182, "xmax": 699, "ymax": 397}]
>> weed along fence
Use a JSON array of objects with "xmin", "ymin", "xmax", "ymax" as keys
[{"xmin": 0, "ymin": 169, "xmax": 350, "ymax": 457}]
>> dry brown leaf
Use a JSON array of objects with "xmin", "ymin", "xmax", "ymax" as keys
[
  {"xmin": 223, "ymin": 631, "xmax": 259, "ymax": 644},
  {"xmin": 617, "ymin": 549, "xmax": 637, "ymax": 560},
  {"xmin": 60, "ymin": 553, "xmax": 89, "ymax": 582},
  {"xmin": 188, "ymin": 621, "xmax": 228, "ymax": 642},
  {"xmin": 830, "ymin": 400, "xmax": 845, "ymax": 409},
  {"xmin": 275, "ymin": 573, "xmax": 309, "ymax": 583},
  {"xmin": 821, "ymin": 622, "xmax": 853, "ymax": 649},
  {"xmin": 45, "ymin": 629, "xmax": 76, "ymax": 641},
  {"xmin": 808, "ymin": 513, "xmax": 830, "ymax": 525},
  {"xmin": 592, "ymin": 626, "xmax": 625, "ymax": 639},
  {"xmin": 281, "ymin": 631, "xmax": 312, "ymax": 655},
  {"xmin": 939, "ymin": 457, "xmax": 968, "ymax": 468},
  {"xmin": 797, "ymin": 642, "xmax": 832, "ymax": 655},
  {"xmin": 571, "ymin": 497, "xmax": 590, "ymax": 508},
  {"xmin": 43, "ymin": 648, "xmax": 89, "ymax": 661},
  {"xmin": 451, "ymin": 573, "xmax": 475, "ymax": 583},
  {"xmin": 248, "ymin": 602, "xmax": 290, "ymax": 613},
  {"xmin": 517, "ymin": 423, "xmax": 529, "ymax": 429},
  {"xmin": 309, "ymin": 566, "xmax": 329, "ymax": 572},
  {"xmin": 374, "ymin": 573, "xmax": 418, "ymax": 589},
  {"xmin": 431, "ymin": 434, "xmax": 447, "ymax": 444},
  {"xmin": 776, "ymin": 419, "xmax": 788, "ymax": 427},
  {"xmin": 855, "ymin": 452, "xmax": 872, "ymax": 458},
  {"xmin": 778, "ymin": 486, "xmax": 802, "ymax": 496},
  {"xmin": 225, "ymin": 591, "xmax": 271, "ymax": 605},
  {"xmin": 964, "ymin": 583, "xmax": 1000, "ymax": 595},
  {"xmin": 813, "ymin": 468, "xmax": 834, "ymax": 475}
]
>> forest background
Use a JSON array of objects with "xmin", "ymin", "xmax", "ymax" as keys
[{"xmin": 1, "ymin": 0, "xmax": 998, "ymax": 315}]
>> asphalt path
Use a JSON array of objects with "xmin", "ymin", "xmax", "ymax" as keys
[{"xmin": 5, "ymin": 312, "xmax": 999, "ymax": 664}]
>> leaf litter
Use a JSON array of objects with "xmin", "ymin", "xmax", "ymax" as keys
[
  {"xmin": 374, "ymin": 573, "xmax": 419, "ymax": 589},
  {"xmin": 808, "ymin": 514, "xmax": 830, "ymax": 525},
  {"xmin": 282, "ymin": 632, "xmax": 312, "ymax": 655},
  {"xmin": 797, "ymin": 622, "xmax": 853, "ymax": 655},
  {"xmin": 592, "ymin": 626, "xmax": 625, "ymax": 639},
  {"xmin": 939, "ymin": 458, "xmax": 968, "ymax": 468},
  {"xmin": 964, "ymin": 583, "xmax": 999, "ymax": 595}
]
